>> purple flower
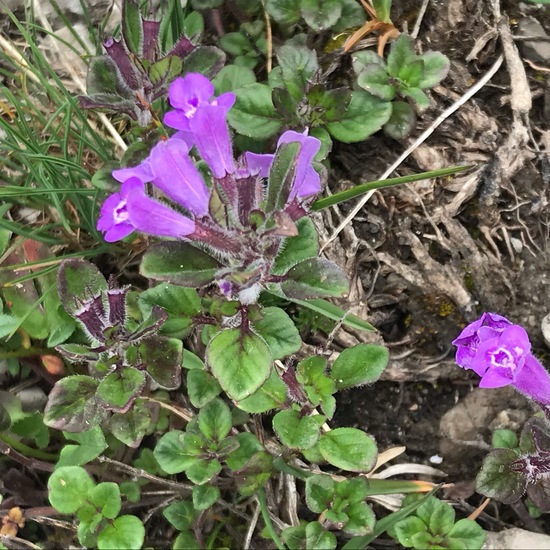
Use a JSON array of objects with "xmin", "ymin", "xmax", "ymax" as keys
[
  {"xmin": 164, "ymin": 73, "xmax": 236, "ymax": 178},
  {"xmin": 453, "ymin": 313, "xmax": 550, "ymax": 405},
  {"xmin": 245, "ymin": 130, "xmax": 321, "ymax": 200},
  {"xmin": 149, "ymin": 138, "xmax": 210, "ymax": 216},
  {"xmin": 97, "ymin": 177, "xmax": 195, "ymax": 242}
]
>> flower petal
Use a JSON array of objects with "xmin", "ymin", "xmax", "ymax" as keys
[
  {"xmin": 112, "ymin": 160, "xmax": 154, "ymax": 183},
  {"xmin": 168, "ymin": 73, "xmax": 214, "ymax": 111},
  {"xmin": 479, "ymin": 367, "xmax": 513, "ymax": 388},
  {"xmin": 277, "ymin": 130, "xmax": 321, "ymax": 199},
  {"xmin": 190, "ymin": 104, "xmax": 235, "ymax": 178},
  {"xmin": 150, "ymin": 138, "xmax": 210, "ymax": 217},
  {"xmin": 245, "ymin": 152, "xmax": 274, "ymax": 177},
  {"xmin": 126, "ymin": 185, "xmax": 195, "ymax": 238}
]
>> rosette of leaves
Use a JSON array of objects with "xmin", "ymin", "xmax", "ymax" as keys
[
  {"xmin": 79, "ymin": 0, "xmax": 225, "ymax": 126},
  {"xmin": 388, "ymin": 495, "xmax": 485, "ymax": 549},
  {"xmin": 44, "ymin": 259, "xmax": 183, "ymax": 446},
  {"xmin": 220, "ymin": 36, "xmax": 393, "ymax": 152},
  {"xmin": 476, "ymin": 416, "xmax": 550, "ymax": 512},
  {"xmin": 352, "ymin": 33, "xmax": 450, "ymax": 139}
]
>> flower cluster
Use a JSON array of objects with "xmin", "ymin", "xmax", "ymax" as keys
[
  {"xmin": 97, "ymin": 73, "xmax": 322, "ymax": 302},
  {"xmin": 453, "ymin": 313, "xmax": 550, "ymax": 406}
]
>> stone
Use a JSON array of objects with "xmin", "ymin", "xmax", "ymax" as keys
[
  {"xmin": 516, "ymin": 17, "xmax": 550, "ymax": 65},
  {"xmin": 484, "ymin": 528, "xmax": 550, "ymax": 549}
]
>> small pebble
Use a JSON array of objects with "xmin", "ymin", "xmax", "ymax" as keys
[{"xmin": 429, "ymin": 455, "xmax": 443, "ymax": 465}]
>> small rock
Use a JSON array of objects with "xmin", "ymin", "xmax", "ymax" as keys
[
  {"xmin": 15, "ymin": 387, "xmax": 48, "ymax": 413},
  {"xmin": 516, "ymin": 17, "xmax": 550, "ymax": 64},
  {"xmin": 510, "ymin": 237, "xmax": 523, "ymax": 254},
  {"xmin": 484, "ymin": 528, "xmax": 550, "ymax": 549}
]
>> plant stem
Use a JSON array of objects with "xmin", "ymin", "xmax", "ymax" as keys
[
  {"xmin": 0, "ymin": 432, "xmax": 58, "ymax": 461},
  {"xmin": 258, "ymin": 487, "xmax": 286, "ymax": 550}
]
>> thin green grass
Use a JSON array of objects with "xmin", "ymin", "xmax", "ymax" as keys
[{"xmin": 0, "ymin": 7, "xmax": 120, "ymax": 246}]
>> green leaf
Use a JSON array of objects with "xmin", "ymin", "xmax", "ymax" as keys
[
  {"xmin": 265, "ymin": 0, "xmax": 301, "ymax": 25},
  {"xmin": 154, "ymin": 431, "xmax": 204, "ymax": 474},
  {"xmin": 475, "ymin": 448, "xmax": 526, "ymax": 504},
  {"xmin": 182, "ymin": 46, "xmax": 226, "ymax": 79},
  {"xmin": 330, "ymin": 344, "xmax": 389, "ymax": 390},
  {"xmin": 173, "ymin": 532, "xmax": 201, "ymax": 550},
  {"xmin": 418, "ymin": 51, "xmax": 450, "ymax": 89},
  {"xmin": 305, "ymin": 521, "xmax": 337, "ymax": 550},
  {"xmin": 344, "ymin": 502, "xmax": 376, "ymax": 536},
  {"xmin": 309, "ymin": 127, "xmax": 333, "ymax": 161},
  {"xmin": 401, "ymin": 86, "xmax": 430, "ymax": 111},
  {"xmin": 281, "ymin": 257, "xmax": 349, "ymax": 299},
  {"xmin": 226, "ymin": 432, "xmax": 264, "ymax": 471},
  {"xmin": 227, "ymin": 83, "xmax": 283, "ymax": 139},
  {"xmin": 57, "ymin": 259, "xmax": 107, "ymax": 317},
  {"xmin": 235, "ymin": 451, "xmax": 273, "ymax": 496},
  {"xmin": 163, "ymin": 500, "xmax": 196, "ymax": 531},
  {"xmin": 282, "ymin": 524, "xmax": 307, "ymax": 550},
  {"xmin": 492, "ymin": 429, "xmax": 518, "ymax": 449},
  {"xmin": 48, "ymin": 466, "xmax": 96, "ymax": 514},
  {"xmin": 236, "ymin": 370, "xmax": 287, "ymax": 413},
  {"xmin": 398, "ymin": 59, "xmax": 424, "ymax": 87},
  {"xmin": 86, "ymin": 57, "xmax": 120, "ymax": 95},
  {"xmin": 447, "ymin": 519, "xmax": 486, "ymax": 550},
  {"xmin": 186, "ymin": 458, "xmax": 222, "ymax": 485},
  {"xmin": 301, "ymin": 0, "xmax": 342, "ymax": 31},
  {"xmin": 192, "ymin": 484, "xmax": 220, "ymax": 511},
  {"xmin": 332, "ymin": 0, "xmax": 366, "ymax": 32},
  {"xmin": 253, "ymin": 307, "xmax": 301, "ymax": 360},
  {"xmin": 357, "ymin": 65, "xmax": 395, "ymax": 101},
  {"xmin": 352, "ymin": 50, "xmax": 386, "ymax": 75},
  {"xmin": 325, "ymin": 90, "xmax": 392, "ymax": 143},
  {"xmin": 305, "ymin": 475, "xmax": 335, "ymax": 513},
  {"xmin": 393, "ymin": 517, "xmax": 428, "ymax": 547},
  {"xmin": 91, "ymin": 482, "xmax": 121, "ymax": 519},
  {"xmin": 387, "ymin": 34, "xmax": 416, "ymax": 78},
  {"xmin": 108, "ymin": 399, "xmax": 154, "ymax": 448},
  {"xmin": 0, "ymin": 314, "xmax": 21, "ymax": 339},
  {"xmin": 149, "ymin": 56, "xmax": 183, "ymax": 85},
  {"xmin": 207, "ymin": 328, "xmax": 272, "ymax": 401},
  {"xmin": 97, "ymin": 367, "xmax": 146, "ymax": 411},
  {"xmin": 213, "ymin": 65, "xmax": 257, "ymax": 93},
  {"xmin": 57, "ymin": 427, "xmax": 107, "ymax": 468},
  {"xmin": 187, "ymin": 369, "xmax": 222, "ymax": 408},
  {"xmin": 198, "ymin": 398, "xmax": 232, "ymax": 442},
  {"xmin": 318, "ymin": 428, "xmax": 377, "ymax": 472},
  {"xmin": 416, "ymin": 497, "xmax": 455, "ymax": 536},
  {"xmin": 383, "ymin": 101, "xmax": 416, "ymax": 140},
  {"xmin": 139, "ymin": 336, "xmax": 183, "ymax": 389},
  {"xmin": 273, "ymin": 409, "xmax": 321, "ymax": 450},
  {"xmin": 266, "ymin": 141, "xmax": 301, "ymax": 212},
  {"xmin": 44, "ymin": 375, "xmax": 108, "ymax": 432},
  {"xmin": 122, "ymin": 0, "xmax": 144, "ymax": 55},
  {"xmin": 97, "ymin": 515, "xmax": 145, "ymax": 550},
  {"xmin": 372, "ymin": 0, "xmax": 392, "ymax": 22},
  {"xmin": 276, "ymin": 43, "xmax": 319, "ymax": 99},
  {"xmin": 140, "ymin": 241, "xmax": 221, "ymax": 287},
  {"xmin": 273, "ymin": 217, "xmax": 319, "ymax": 275}
]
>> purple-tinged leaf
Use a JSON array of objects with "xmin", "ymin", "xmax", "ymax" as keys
[
  {"xmin": 166, "ymin": 33, "xmax": 195, "ymax": 58},
  {"xmin": 44, "ymin": 375, "xmax": 108, "ymax": 432},
  {"xmin": 128, "ymin": 305, "xmax": 168, "ymax": 342},
  {"xmin": 78, "ymin": 93, "xmax": 136, "ymax": 116},
  {"xmin": 97, "ymin": 367, "xmax": 146, "ymax": 412},
  {"xmin": 108, "ymin": 399, "xmax": 156, "ymax": 448},
  {"xmin": 140, "ymin": 335, "xmax": 183, "ymax": 389},
  {"xmin": 104, "ymin": 38, "xmax": 140, "ymax": 90},
  {"xmin": 107, "ymin": 286, "xmax": 129, "ymax": 326},
  {"xmin": 140, "ymin": 241, "xmax": 221, "ymax": 287},
  {"xmin": 266, "ymin": 141, "xmax": 300, "ymax": 213},
  {"xmin": 56, "ymin": 344, "xmax": 100, "ymax": 363},
  {"xmin": 85, "ymin": 57, "xmax": 120, "ymax": 96},
  {"xmin": 74, "ymin": 293, "xmax": 108, "ymax": 343},
  {"xmin": 57, "ymin": 259, "xmax": 107, "ymax": 317},
  {"xmin": 236, "ymin": 175, "xmax": 262, "ymax": 225},
  {"xmin": 142, "ymin": 19, "xmax": 161, "ymax": 61}
]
